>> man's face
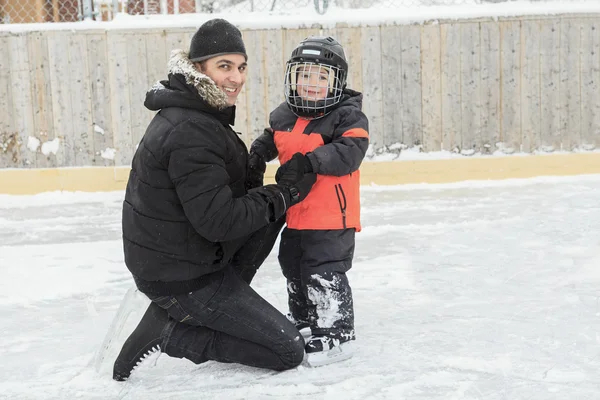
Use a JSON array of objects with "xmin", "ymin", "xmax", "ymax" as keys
[{"xmin": 196, "ymin": 54, "xmax": 247, "ymax": 106}]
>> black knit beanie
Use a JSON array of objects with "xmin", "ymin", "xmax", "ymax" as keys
[{"xmin": 189, "ymin": 19, "xmax": 247, "ymax": 62}]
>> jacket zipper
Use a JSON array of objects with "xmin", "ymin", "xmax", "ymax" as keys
[{"xmin": 335, "ymin": 184, "xmax": 347, "ymax": 229}]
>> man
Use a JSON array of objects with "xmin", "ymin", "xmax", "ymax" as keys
[{"xmin": 113, "ymin": 18, "xmax": 316, "ymax": 381}]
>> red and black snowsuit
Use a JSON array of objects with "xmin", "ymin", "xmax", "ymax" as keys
[{"xmin": 250, "ymin": 88, "xmax": 369, "ymax": 340}]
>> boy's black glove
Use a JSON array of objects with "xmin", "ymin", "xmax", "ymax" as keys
[
  {"xmin": 245, "ymin": 152, "xmax": 266, "ymax": 191},
  {"xmin": 275, "ymin": 152, "xmax": 313, "ymax": 184},
  {"xmin": 266, "ymin": 173, "xmax": 317, "ymax": 220},
  {"xmin": 278, "ymin": 171, "xmax": 317, "ymax": 206}
]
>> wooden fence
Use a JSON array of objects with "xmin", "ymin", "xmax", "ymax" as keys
[{"xmin": 1, "ymin": 14, "xmax": 599, "ymax": 168}]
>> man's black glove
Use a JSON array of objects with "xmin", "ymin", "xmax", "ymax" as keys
[
  {"xmin": 279, "ymin": 172, "xmax": 317, "ymax": 206},
  {"xmin": 245, "ymin": 152, "xmax": 266, "ymax": 191},
  {"xmin": 251, "ymin": 152, "xmax": 317, "ymax": 220},
  {"xmin": 275, "ymin": 152, "xmax": 313, "ymax": 184}
]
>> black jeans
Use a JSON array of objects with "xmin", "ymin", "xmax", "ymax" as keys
[
  {"xmin": 229, "ymin": 215, "xmax": 286, "ymax": 284},
  {"xmin": 148, "ymin": 218, "xmax": 303, "ymax": 371}
]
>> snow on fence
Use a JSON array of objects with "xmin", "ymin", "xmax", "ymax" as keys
[{"xmin": 1, "ymin": 14, "xmax": 599, "ymax": 168}]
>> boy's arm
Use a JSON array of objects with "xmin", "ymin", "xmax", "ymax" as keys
[
  {"xmin": 250, "ymin": 128, "xmax": 279, "ymax": 161},
  {"xmin": 307, "ymin": 109, "xmax": 369, "ymax": 176},
  {"xmin": 246, "ymin": 128, "xmax": 279, "ymax": 190}
]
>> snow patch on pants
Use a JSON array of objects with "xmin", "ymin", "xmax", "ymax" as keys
[{"xmin": 307, "ymin": 274, "xmax": 344, "ymax": 328}]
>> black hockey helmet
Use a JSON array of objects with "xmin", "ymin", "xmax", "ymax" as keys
[{"xmin": 284, "ymin": 36, "xmax": 348, "ymax": 119}]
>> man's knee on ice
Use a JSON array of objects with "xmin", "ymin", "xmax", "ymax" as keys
[{"xmin": 277, "ymin": 334, "xmax": 306, "ymax": 370}]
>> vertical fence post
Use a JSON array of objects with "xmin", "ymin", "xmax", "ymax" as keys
[
  {"xmin": 82, "ymin": 0, "xmax": 94, "ymax": 20},
  {"xmin": 35, "ymin": 0, "xmax": 45, "ymax": 22},
  {"xmin": 53, "ymin": 0, "xmax": 60, "ymax": 21}
]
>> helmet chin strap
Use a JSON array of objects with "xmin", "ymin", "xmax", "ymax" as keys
[{"xmin": 286, "ymin": 95, "xmax": 343, "ymax": 119}]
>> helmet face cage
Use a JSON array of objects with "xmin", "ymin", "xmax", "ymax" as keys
[{"xmin": 285, "ymin": 61, "xmax": 346, "ymax": 119}]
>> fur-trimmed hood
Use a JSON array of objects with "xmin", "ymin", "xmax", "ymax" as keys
[
  {"xmin": 166, "ymin": 49, "xmax": 229, "ymax": 109},
  {"xmin": 144, "ymin": 49, "xmax": 232, "ymax": 114}
]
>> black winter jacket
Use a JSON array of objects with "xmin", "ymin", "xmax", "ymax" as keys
[{"xmin": 123, "ymin": 50, "xmax": 282, "ymax": 296}]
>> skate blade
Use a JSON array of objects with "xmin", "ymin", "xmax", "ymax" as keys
[
  {"xmin": 304, "ymin": 341, "xmax": 354, "ymax": 368},
  {"xmin": 93, "ymin": 286, "xmax": 151, "ymax": 375},
  {"xmin": 131, "ymin": 346, "xmax": 163, "ymax": 375}
]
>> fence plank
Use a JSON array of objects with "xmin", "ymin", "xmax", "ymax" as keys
[
  {"xmin": 580, "ymin": 18, "xmax": 600, "ymax": 150},
  {"xmin": 480, "ymin": 21, "xmax": 501, "ymax": 154},
  {"xmin": 127, "ymin": 33, "xmax": 152, "ymax": 151},
  {"xmin": 232, "ymin": 28, "xmax": 249, "ymax": 141},
  {"xmin": 520, "ymin": 20, "xmax": 541, "ymax": 153},
  {"xmin": 539, "ymin": 19, "xmax": 561, "ymax": 152},
  {"xmin": 233, "ymin": 63, "xmax": 249, "ymax": 144},
  {"xmin": 380, "ymin": 25, "xmax": 403, "ymax": 147},
  {"xmin": 0, "ymin": 34, "xmax": 14, "ymax": 168},
  {"xmin": 440, "ymin": 23, "xmax": 461, "ymax": 152},
  {"xmin": 360, "ymin": 26, "xmax": 384, "ymax": 150},
  {"xmin": 146, "ymin": 31, "xmax": 168, "ymax": 86},
  {"xmin": 400, "ymin": 24, "xmax": 423, "ymax": 149},
  {"xmin": 264, "ymin": 29, "xmax": 285, "ymax": 132},
  {"xmin": 107, "ymin": 31, "xmax": 132, "ymax": 166},
  {"xmin": 420, "ymin": 23, "xmax": 442, "ymax": 152},
  {"xmin": 460, "ymin": 22, "xmax": 482, "ymax": 155},
  {"xmin": 69, "ymin": 33, "xmax": 94, "ymax": 166},
  {"xmin": 87, "ymin": 33, "xmax": 114, "ymax": 166},
  {"xmin": 47, "ymin": 31, "xmax": 74, "ymax": 167},
  {"xmin": 499, "ymin": 20, "xmax": 521, "ymax": 154},
  {"xmin": 27, "ymin": 31, "xmax": 56, "ymax": 168},
  {"xmin": 242, "ymin": 29, "xmax": 268, "ymax": 144},
  {"xmin": 164, "ymin": 30, "xmax": 188, "ymax": 57},
  {"xmin": 8, "ymin": 34, "xmax": 35, "ymax": 167},
  {"xmin": 560, "ymin": 18, "xmax": 581, "ymax": 151},
  {"xmin": 334, "ymin": 26, "xmax": 363, "ymax": 92}
]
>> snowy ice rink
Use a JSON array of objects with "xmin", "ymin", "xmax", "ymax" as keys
[{"xmin": 1, "ymin": 174, "xmax": 599, "ymax": 400}]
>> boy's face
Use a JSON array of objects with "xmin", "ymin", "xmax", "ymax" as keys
[
  {"xmin": 195, "ymin": 54, "xmax": 248, "ymax": 106},
  {"xmin": 296, "ymin": 64, "xmax": 331, "ymax": 101}
]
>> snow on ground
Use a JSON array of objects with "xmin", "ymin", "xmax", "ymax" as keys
[{"xmin": 1, "ymin": 174, "xmax": 599, "ymax": 399}]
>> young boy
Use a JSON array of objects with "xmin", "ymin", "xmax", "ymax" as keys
[{"xmin": 248, "ymin": 36, "xmax": 369, "ymax": 366}]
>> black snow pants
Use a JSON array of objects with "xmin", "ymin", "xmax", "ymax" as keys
[{"xmin": 278, "ymin": 227, "xmax": 356, "ymax": 341}]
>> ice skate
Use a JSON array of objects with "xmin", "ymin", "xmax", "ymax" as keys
[
  {"xmin": 304, "ymin": 336, "xmax": 354, "ymax": 367},
  {"xmin": 112, "ymin": 301, "xmax": 170, "ymax": 381},
  {"xmin": 94, "ymin": 286, "xmax": 151, "ymax": 376}
]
